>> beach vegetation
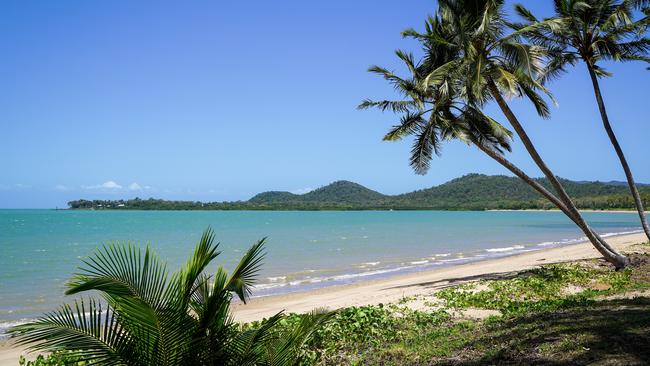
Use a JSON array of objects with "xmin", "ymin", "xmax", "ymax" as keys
[
  {"xmin": 291, "ymin": 254, "xmax": 650, "ymax": 365},
  {"xmin": 436, "ymin": 262, "xmax": 644, "ymax": 314},
  {"xmin": 18, "ymin": 351, "xmax": 89, "ymax": 366}
]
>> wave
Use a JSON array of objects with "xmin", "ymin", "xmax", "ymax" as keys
[
  {"xmin": 601, "ymin": 229, "xmax": 643, "ymax": 238},
  {"xmin": 251, "ymin": 228, "xmax": 643, "ymax": 297},
  {"xmin": 535, "ymin": 229, "xmax": 642, "ymax": 247},
  {"xmin": 267, "ymin": 276, "xmax": 286, "ymax": 282},
  {"xmin": 410, "ymin": 260, "xmax": 429, "ymax": 265},
  {"xmin": 486, "ymin": 245, "xmax": 525, "ymax": 253},
  {"xmin": 0, "ymin": 319, "xmax": 32, "ymax": 336}
]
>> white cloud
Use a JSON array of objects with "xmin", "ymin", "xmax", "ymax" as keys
[
  {"xmin": 128, "ymin": 182, "xmax": 142, "ymax": 191},
  {"xmin": 291, "ymin": 187, "xmax": 314, "ymax": 195},
  {"xmin": 83, "ymin": 181, "xmax": 123, "ymax": 190}
]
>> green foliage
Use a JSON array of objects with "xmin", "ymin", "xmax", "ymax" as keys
[
  {"xmin": 246, "ymin": 304, "xmax": 450, "ymax": 365},
  {"xmin": 514, "ymin": 0, "xmax": 650, "ymax": 76},
  {"xmin": 436, "ymin": 263, "xmax": 642, "ymax": 314},
  {"xmin": 10, "ymin": 229, "xmax": 330, "ymax": 366},
  {"xmin": 280, "ymin": 256, "xmax": 650, "ymax": 365},
  {"xmin": 250, "ymin": 181, "xmax": 387, "ymax": 205},
  {"xmin": 67, "ymin": 175, "xmax": 650, "ymax": 211},
  {"xmin": 19, "ymin": 351, "xmax": 89, "ymax": 366}
]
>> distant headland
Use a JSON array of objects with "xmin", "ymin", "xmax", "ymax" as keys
[{"xmin": 67, "ymin": 174, "xmax": 650, "ymax": 211}]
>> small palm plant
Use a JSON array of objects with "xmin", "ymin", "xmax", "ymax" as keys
[{"xmin": 10, "ymin": 229, "xmax": 329, "ymax": 366}]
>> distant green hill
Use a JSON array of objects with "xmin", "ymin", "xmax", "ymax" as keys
[
  {"xmin": 250, "ymin": 180, "xmax": 387, "ymax": 205},
  {"xmin": 68, "ymin": 174, "xmax": 650, "ymax": 211}
]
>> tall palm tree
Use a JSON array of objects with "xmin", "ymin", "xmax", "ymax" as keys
[
  {"xmin": 362, "ymin": 0, "xmax": 629, "ymax": 268},
  {"xmin": 10, "ymin": 229, "xmax": 329, "ymax": 366},
  {"xmin": 512, "ymin": 0, "xmax": 650, "ymax": 241}
]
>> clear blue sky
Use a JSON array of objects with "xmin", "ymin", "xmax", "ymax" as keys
[{"xmin": 1, "ymin": 0, "xmax": 648, "ymax": 208}]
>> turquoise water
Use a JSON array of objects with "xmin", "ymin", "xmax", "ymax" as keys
[{"xmin": 0, "ymin": 209, "xmax": 643, "ymax": 332}]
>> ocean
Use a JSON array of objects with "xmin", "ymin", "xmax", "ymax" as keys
[{"xmin": 0, "ymin": 209, "xmax": 643, "ymax": 334}]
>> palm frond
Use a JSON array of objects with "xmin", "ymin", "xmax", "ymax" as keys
[
  {"xmin": 226, "ymin": 238, "xmax": 266, "ymax": 303},
  {"xmin": 357, "ymin": 99, "xmax": 416, "ymax": 112},
  {"xmin": 264, "ymin": 310, "xmax": 334, "ymax": 366},
  {"xmin": 228, "ymin": 312, "xmax": 284, "ymax": 366},
  {"xmin": 177, "ymin": 228, "xmax": 220, "ymax": 304},
  {"xmin": 10, "ymin": 298, "xmax": 135, "ymax": 366},
  {"xmin": 410, "ymin": 119, "xmax": 439, "ymax": 175},
  {"xmin": 66, "ymin": 242, "xmax": 169, "ymax": 309},
  {"xmin": 383, "ymin": 111, "xmax": 426, "ymax": 141}
]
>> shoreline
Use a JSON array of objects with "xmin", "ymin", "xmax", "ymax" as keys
[
  {"xmin": 247, "ymin": 228, "xmax": 644, "ymax": 299},
  {"xmin": 487, "ymin": 209, "xmax": 646, "ymax": 213},
  {"xmin": 1, "ymin": 232, "xmax": 647, "ymax": 365},
  {"xmin": 231, "ymin": 232, "xmax": 647, "ymax": 322}
]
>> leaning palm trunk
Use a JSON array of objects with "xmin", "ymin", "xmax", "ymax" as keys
[
  {"xmin": 487, "ymin": 80, "xmax": 629, "ymax": 268},
  {"xmin": 586, "ymin": 65, "xmax": 650, "ymax": 241},
  {"xmin": 476, "ymin": 142, "xmax": 620, "ymax": 260}
]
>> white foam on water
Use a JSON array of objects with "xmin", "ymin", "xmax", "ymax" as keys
[
  {"xmin": 252, "ymin": 282, "xmax": 287, "ymax": 291},
  {"xmin": 410, "ymin": 260, "xmax": 429, "ymax": 265},
  {"xmin": 486, "ymin": 245, "xmax": 525, "ymax": 253},
  {"xmin": 439, "ymin": 257, "xmax": 470, "ymax": 263},
  {"xmin": 0, "ymin": 319, "xmax": 32, "ymax": 333},
  {"xmin": 601, "ymin": 229, "xmax": 643, "ymax": 238},
  {"xmin": 363, "ymin": 262, "xmax": 380, "ymax": 266},
  {"xmin": 267, "ymin": 276, "xmax": 286, "ymax": 282}
]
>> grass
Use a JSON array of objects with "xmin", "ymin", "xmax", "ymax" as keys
[{"xmin": 435, "ymin": 260, "xmax": 644, "ymax": 315}]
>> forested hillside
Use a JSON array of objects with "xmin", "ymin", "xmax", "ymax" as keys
[{"xmin": 68, "ymin": 174, "xmax": 650, "ymax": 211}]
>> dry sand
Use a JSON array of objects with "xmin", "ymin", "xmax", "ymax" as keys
[{"xmin": 1, "ymin": 232, "xmax": 646, "ymax": 365}]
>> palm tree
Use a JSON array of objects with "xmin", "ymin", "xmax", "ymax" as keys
[
  {"xmin": 359, "ymin": 46, "xmax": 577, "ymax": 218},
  {"xmin": 361, "ymin": 0, "xmax": 629, "ymax": 268},
  {"xmin": 10, "ymin": 229, "xmax": 329, "ymax": 366},
  {"xmin": 512, "ymin": 0, "xmax": 650, "ymax": 241}
]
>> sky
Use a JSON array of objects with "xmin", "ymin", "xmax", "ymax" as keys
[{"xmin": 1, "ymin": 0, "xmax": 648, "ymax": 208}]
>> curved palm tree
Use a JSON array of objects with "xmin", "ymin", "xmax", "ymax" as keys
[
  {"xmin": 10, "ymin": 229, "xmax": 329, "ymax": 366},
  {"xmin": 362, "ymin": 0, "xmax": 629, "ymax": 268},
  {"xmin": 513, "ymin": 0, "xmax": 650, "ymax": 241},
  {"xmin": 359, "ymin": 46, "xmax": 576, "ymax": 218}
]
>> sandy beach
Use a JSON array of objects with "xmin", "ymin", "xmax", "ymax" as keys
[
  {"xmin": 231, "ymin": 232, "xmax": 647, "ymax": 322},
  {"xmin": 1, "ymin": 232, "xmax": 646, "ymax": 365}
]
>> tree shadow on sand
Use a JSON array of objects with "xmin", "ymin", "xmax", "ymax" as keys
[{"xmin": 437, "ymin": 297, "xmax": 650, "ymax": 365}]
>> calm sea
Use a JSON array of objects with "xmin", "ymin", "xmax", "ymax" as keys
[{"xmin": 0, "ymin": 209, "xmax": 643, "ymax": 333}]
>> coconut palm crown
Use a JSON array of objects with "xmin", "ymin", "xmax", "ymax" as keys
[
  {"xmin": 358, "ymin": 13, "xmax": 514, "ymax": 175},
  {"xmin": 512, "ymin": 0, "xmax": 650, "ymax": 78},
  {"xmin": 512, "ymin": 0, "xmax": 650, "ymax": 240}
]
